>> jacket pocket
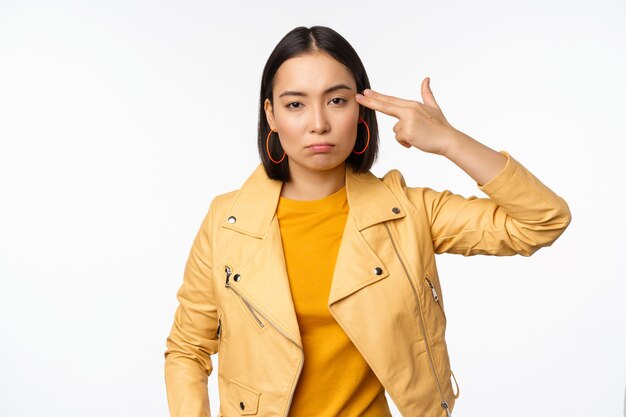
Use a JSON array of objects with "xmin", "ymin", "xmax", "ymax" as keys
[
  {"xmin": 229, "ymin": 379, "xmax": 261, "ymax": 415},
  {"xmin": 424, "ymin": 273, "xmax": 447, "ymax": 324},
  {"xmin": 450, "ymin": 368, "xmax": 460, "ymax": 399},
  {"xmin": 216, "ymin": 310, "xmax": 224, "ymax": 345},
  {"xmin": 216, "ymin": 309, "xmax": 227, "ymax": 376}
]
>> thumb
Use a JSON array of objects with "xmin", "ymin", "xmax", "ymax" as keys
[{"xmin": 421, "ymin": 77, "xmax": 440, "ymax": 110}]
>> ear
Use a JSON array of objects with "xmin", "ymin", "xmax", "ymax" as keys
[{"xmin": 264, "ymin": 98, "xmax": 276, "ymax": 130}]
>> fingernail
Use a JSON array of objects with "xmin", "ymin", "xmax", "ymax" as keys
[
  {"xmin": 356, "ymin": 93, "xmax": 364, "ymax": 100},
  {"xmin": 364, "ymin": 89, "xmax": 372, "ymax": 96}
]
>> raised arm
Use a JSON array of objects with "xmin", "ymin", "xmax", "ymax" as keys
[
  {"xmin": 415, "ymin": 150, "xmax": 571, "ymax": 256},
  {"xmin": 355, "ymin": 77, "xmax": 571, "ymax": 256},
  {"xmin": 440, "ymin": 128, "xmax": 508, "ymax": 187}
]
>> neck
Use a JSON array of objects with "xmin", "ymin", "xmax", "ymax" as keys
[{"xmin": 280, "ymin": 162, "xmax": 346, "ymax": 200}]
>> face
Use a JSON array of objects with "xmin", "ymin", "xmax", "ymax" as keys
[{"xmin": 264, "ymin": 52, "xmax": 361, "ymax": 177}]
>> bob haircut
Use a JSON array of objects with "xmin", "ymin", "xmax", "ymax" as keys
[{"xmin": 257, "ymin": 25, "xmax": 379, "ymax": 181}]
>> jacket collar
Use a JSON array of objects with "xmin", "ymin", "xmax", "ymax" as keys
[{"xmin": 220, "ymin": 163, "xmax": 405, "ymax": 236}]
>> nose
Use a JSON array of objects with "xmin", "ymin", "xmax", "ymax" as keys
[{"xmin": 309, "ymin": 104, "xmax": 330, "ymax": 135}]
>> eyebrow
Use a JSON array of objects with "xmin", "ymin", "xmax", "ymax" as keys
[{"xmin": 278, "ymin": 83, "xmax": 354, "ymax": 98}]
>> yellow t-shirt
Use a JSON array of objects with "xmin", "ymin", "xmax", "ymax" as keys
[{"xmin": 277, "ymin": 185, "xmax": 392, "ymax": 417}]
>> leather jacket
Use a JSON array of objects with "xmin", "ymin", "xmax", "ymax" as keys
[{"xmin": 164, "ymin": 150, "xmax": 571, "ymax": 417}]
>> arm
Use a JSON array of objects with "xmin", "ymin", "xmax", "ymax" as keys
[
  {"xmin": 164, "ymin": 199, "xmax": 219, "ymax": 417},
  {"xmin": 355, "ymin": 80, "xmax": 572, "ymax": 256},
  {"xmin": 416, "ymin": 149, "xmax": 572, "ymax": 256},
  {"xmin": 441, "ymin": 129, "xmax": 508, "ymax": 187}
]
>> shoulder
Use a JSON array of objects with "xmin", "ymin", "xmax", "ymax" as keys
[
  {"xmin": 376, "ymin": 168, "xmax": 407, "ymax": 188},
  {"xmin": 374, "ymin": 167, "xmax": 434, "ymax": 206},
  {"xmin": 205, "ymin": 164, "xmax": 264, "ymax": 218},
  {"xmin": 212, "ymin": 189, "xmax": 239, "ymax": 210},
  {"xmin": 205, "ymin": 189, "xmax": 239, "ymax": 224}
]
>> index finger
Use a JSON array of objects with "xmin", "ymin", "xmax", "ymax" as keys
[
  {"xmin": 356, "ymin": 92, "xmax": 404, "ymax": 118},
  {"xmin": 364, "ymin": 88, "xmax": 415, "ymax": 107}
]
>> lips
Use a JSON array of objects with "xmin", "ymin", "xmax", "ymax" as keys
[
  {"xmin": 306, "ymin": 142, "xmax": 334, "ymax": 148},
  {"xmin": 307, "ymin": 143, "xmax": 334, "ymax": 152}
]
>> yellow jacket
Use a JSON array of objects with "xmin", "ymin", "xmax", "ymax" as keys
[{"xmin": 164, "ymin": 150, "xmax": 571, "ymax": 417}]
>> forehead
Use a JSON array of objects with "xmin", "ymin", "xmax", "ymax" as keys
[{"xmin": 273, "ymin": 52, "xmax": 356, "ymax": 93}]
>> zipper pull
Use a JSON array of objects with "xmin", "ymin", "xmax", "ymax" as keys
[
  {"xmin": 426, "ymin": 277, "xmax": 439, "ymax": 301},
  {"xmin": 225, "ymin": 265, "xmax": 232, "ymax": 287},
  {"xmin": 216, "ymin": 318, "xmax": 222, "ymax": 339},
  {"xmin": 441, "ymin": 400, "xmax": 451, "ymax": 416}
]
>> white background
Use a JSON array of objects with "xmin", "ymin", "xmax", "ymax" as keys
[{"xmin": 1, "ymin": 1, "xmax": 624, "ymax": 416}]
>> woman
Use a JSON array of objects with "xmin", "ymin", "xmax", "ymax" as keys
[{"xmin": 164, "ymin": 26, "xmax": 571, "ymax": 417}]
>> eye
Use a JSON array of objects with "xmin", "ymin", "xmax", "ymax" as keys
[
  {"xmin": 330, "ymin": 97, "xmax": 346, "ymax": 105},
  {"xmin": 286, "ymin": 102, "xmax": 302, "ymax": 109}
]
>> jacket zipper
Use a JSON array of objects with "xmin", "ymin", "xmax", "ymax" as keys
[
  {"xmin": 425, "ymin": 275, "xmax": 447, "ymax": 321},
  {"xmin": 224, "ymin": 265, "xmax": 304, "ymax": 417},
  {"xmin": 225, "ymin": 266, "xmax": 264, "ymax": 327},
  {"xmin": 384, "ymin": 223, "xmax": 452, "ymax": 417},
  {"xmin": 243, "ymin": 298, "xmax": 265, "ymax": 327}
]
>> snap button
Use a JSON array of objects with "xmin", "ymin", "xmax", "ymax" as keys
[
  {"xmin": 227, "ymin": 216, "xmax": 236, "ymax": 224},
  {"xmin": 374, "ymin": 267, "xmax": 383, "ymax": 275},
  {"xmin": 233, "ymin": 274, "xmax": 241, "ymax": 282},
  {"xmin": 392, "ymin": 207, "xmax": 401, "ymax": 214},
  {"xmin": 239, "ymin": 401, "xmax": 245, "ymax": 410}
]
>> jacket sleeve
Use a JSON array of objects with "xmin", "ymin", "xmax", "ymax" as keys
[
  {"xmin": 414, "ymin": 150, "xmax": 572, "ymax": 256},
  {"xmin": 164, "ymin": 198, "xmax": 219, "ymax": 417}
]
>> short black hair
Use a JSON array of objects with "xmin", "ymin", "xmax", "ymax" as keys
[{"xmin": 257, "ymin": 25, "xmax": 379, "ymax": 181}]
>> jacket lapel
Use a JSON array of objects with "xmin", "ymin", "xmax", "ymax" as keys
[{"xmin": 219, "ymin": 163, "xmax": 405, "ymax": 347}]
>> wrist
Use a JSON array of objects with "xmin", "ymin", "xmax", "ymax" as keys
[{"xmin": 440, "ymin": 128, "xmax": 469, "ymax": 159}]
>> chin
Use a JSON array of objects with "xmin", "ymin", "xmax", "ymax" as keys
[
  {"xmin": 293, "ymin": 159, "xmax": 345, "ymax": 173},
  {"xmin": 313, "ymin": 163, "xmax": 346, "ymax": 173}
]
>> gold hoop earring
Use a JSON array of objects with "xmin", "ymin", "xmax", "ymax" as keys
[
  {"xmin": 352, "ymin": 118, "xmax": 370, "ymax": 154},
  {"xmin": 266, "ymin": 129, "xmax": 286, "ymax": 164}
]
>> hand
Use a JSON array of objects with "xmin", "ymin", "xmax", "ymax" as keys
[{"xmin": 355, "ymin": 77, "xmax": 459, "ymax": 155}]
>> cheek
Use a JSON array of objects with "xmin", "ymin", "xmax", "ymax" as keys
[
  {"xmin": 272, "ymin": 119, "xmax": 299, "ymax": 150},
  {"xmin": 335, "ymin": 112, "xmax": 360, "ymax": 140},
  {"xmin": 340, "ymin": 115, "xmax": 358, "ymax": 130},
  {"xmin": 274, "ymin": 111, "xmax": 305, "ymax": 135},
  {"xmin": 338, "ymin": 103, "xmax": 360, "ymax": 128}
]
